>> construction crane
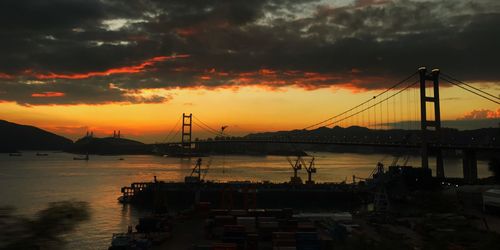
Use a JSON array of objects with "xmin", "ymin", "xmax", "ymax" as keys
[
  {"xmin": 201, "ymin": 158, "xmax": 212, "ymax": 180},
  {"xmin": 185, "ymin": 158, "xmax": 211, "ymax": 183},
  {"xmin": 220, "ymin": 125, "xmax": 228, "ymax": 135},
  {"xmin": 286, "ymin": 156, "xmax": 303, "ymax": 184},
  {"xmin": 220, "ymin": 126, "xmax": 227, "ymax": 174},
  {"xmin": 300, "ymin": 157, "xmax": 317, "ymax": 184}
]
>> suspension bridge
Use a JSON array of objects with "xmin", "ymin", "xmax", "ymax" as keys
[{"xmin": 157, "ymin": 67, "xmax": 500, "ymax": 183}]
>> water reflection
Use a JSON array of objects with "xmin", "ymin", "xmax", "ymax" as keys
[{"xmin": 0, "ymin": 152, "xmax": 492, "ymax": 249}]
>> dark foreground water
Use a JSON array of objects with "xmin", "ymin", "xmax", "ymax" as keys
[{"xmin": 0, "ymin": 152, "xmax": 492, "ymax": 249}]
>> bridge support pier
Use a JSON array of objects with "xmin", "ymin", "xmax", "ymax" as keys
[
  {"xmin": 182, "ymin": 113, "xmax": 193, "ymax": 154},
  {"xmin": 463, "ymin": 149, "xmax": 478, "ymax": 184},
  {"xmin": 419, "ymin": 67, "xmax": 444, "ymax": 178}
]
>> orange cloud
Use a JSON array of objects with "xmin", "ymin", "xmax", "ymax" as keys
[
  {"xmin": 459, "ymin": 108, "xmax": 500, "ymax": 120},
  {"xmin": 260, "ymin": 69, "xmax": 276, "ymax": 75},
  {"xmin": 33, "ymin": 55, "xmax": 190, "ymax": 80},
  {"xmin": 188, "ymin": 68, "xmax": 391, "ymax": 92},
  {"xmin": 31, "ymin": 92, "xmax": 65, "ymax": 97}
]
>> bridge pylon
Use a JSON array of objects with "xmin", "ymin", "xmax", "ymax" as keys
[
  {"xmin": 418, "ymin": 67, "xmax": 444, "ymax": 178},
  {"xmin": 182, "ymin": 113, "xmax": 193, "ymax": 153}
]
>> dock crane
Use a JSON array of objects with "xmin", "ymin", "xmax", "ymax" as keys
[
  {"xmin": 287, "ymin": 156, "xmax": 303, "ymax": 184},
  {"xmin": 185, "ymin": 158, "xmax": 211, "ymax": 183},
  {"xmin": 300, "ymin": 157, "xmax": 317, "ymax": 184},
  {"xmin": 352, "ymin": 161, "xmax": 391, "ymax": 212}
]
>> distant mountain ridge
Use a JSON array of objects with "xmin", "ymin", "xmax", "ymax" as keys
[
  {"xmin": 0, "ymin": 120, "xmax": 73, "ymax": 152},
  {"xmin": 196, "ymin": 126, "xmax": 498, "ymax": 156},
  {"xmin": 68, "ymin": 136, "xmax": 152, "ymax": 155},
  {"xmin": 245, "ymin": 125, "xmax": 499, "ymax": 146},
  {"xmin": 222, "ymin": 125, "xmax": 498, "ymax": 157}
]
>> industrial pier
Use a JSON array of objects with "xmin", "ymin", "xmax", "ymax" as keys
[
  {"xmin": 120, "ymin": 181, "xmax": 369, "ymax": 210},
  {"xmin": 119, "ymin": 157, "xmax": 372, "ymax": 210}
]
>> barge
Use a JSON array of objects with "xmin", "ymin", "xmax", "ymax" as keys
[{"xmin": 119, "ymin": 157, "xmax": 371, "ymax": 210}]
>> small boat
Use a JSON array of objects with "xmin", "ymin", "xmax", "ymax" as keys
[
  {"xmin": 36, "ymin": 152, "xmax": 48, "ymax": 156},
  {"xmin": 73, "ymin": 154, "xmax": 89, "ymax": 161},
  {"xmin": 9, "ymin": 153, "xmax": 22, "ymax": 156},
  {"xmin": 118, "ymin": 196, "xmax": 132, "ymax": 203},
  {"xmin": 118, "ymin": 158, "xmax": 124, "ymax": 161}
]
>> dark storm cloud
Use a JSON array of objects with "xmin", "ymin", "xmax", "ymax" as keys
[
  {"xmin": 0, "ymin": 78, "xmax": 172, "ymax": 106},
  {"xmin": 0, "ymin": 0, "xmax": 499, "ymax": 105}
]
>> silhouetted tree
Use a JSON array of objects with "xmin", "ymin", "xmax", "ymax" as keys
[{"xmin": 489, "ymin": 158, "xmax": 500, "ymax": 183}]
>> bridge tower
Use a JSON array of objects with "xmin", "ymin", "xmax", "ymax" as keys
[
  {"xmin": 418, "ymin": 67, "xmax": 444, "ymax": 178},
  {"xmin": 182, "ymin": 113, "xmax": 193, "ymax": 153}
]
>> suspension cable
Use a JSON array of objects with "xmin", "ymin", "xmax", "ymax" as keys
[
  {"xmin": 193, "ymin": 116, "xmax": 235, "ymax": 138},
  {"xmin": 168, "ymin": 129, "xmax": 181, "ymax": 143},
  {"xmin": 163, "ymin": 116, "xmax": 182, "ymax": 142},
  {"xmin": 193, "ymin": 117, "xmax": 217, "ymax": 133},
  {"xmin": 300, "ymin": 71, "xmax": 418, "ymax": 130},
  {"xmin": 441, "ymin": 77, "xmax": 500, "ymax": 105},
  {"xmin": 442, "ymin": 73, "xmax": 499, "ymax": 100},
  {"xmin": 324, "ymin": 80, "xmax": 419, "ymax": 127},
  {"xmin": 193, "ymin": 122, "xmax": 223, "ymax": 137}
]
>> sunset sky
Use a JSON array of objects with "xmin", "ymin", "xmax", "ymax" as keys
[{"xmin": 0, "ymin": 0, "xmax": 499, "ymax": 142}]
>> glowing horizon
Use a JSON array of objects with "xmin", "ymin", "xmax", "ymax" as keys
[{"xmin": 1, "ymin": 83, "xmax": 498, "ymax": 143}]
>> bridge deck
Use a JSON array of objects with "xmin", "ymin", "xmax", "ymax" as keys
[{"xmin": 157, "ymin": 139, "xmax": 499, "ymax": 151}]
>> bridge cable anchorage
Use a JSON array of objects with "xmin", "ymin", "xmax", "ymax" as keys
[
  {"xmin": 441, "ymin": 77, "xmax": 500, "ymax": 105},
  {"xmin": 323, "ymin": 80, "xmax": 419, "ymax": 127},
  {"xmin": 162, "ymin": 116, "xmax": 182, "ymax": 143},
  {"xmin": 300, "ymin": 71, "xmax": 419, "ymax": 130},
  {"xmin": 442, "ymin": 73, "xmax": 499, "ymax": 100}
]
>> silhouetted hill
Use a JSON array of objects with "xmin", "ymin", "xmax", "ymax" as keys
[
  {"xmin": 0, "ymin": 120, "xmax": 73, "ymax": 152},
  {"xmin": 68, "ymin": 136, "xmax": 152, "ymax": 155}
]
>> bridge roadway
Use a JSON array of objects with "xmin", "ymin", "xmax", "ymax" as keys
[{"xmin": 157, "ymin": 139, "xmax": 499, "ymax": 151}]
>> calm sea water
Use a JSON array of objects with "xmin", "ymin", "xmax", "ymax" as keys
[{"xmin": 0, "ymin": 152, "xmax": 492, "ymax": 249}]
